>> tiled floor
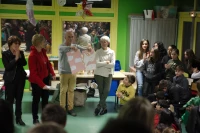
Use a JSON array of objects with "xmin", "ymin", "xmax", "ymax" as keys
[
  {"xmin": 14, "ymin": 92, "xmax": 118, "ymax": 133},
  {"xmin": 5, "ymin": 92, "xmax": 187, "ymax": 133}
]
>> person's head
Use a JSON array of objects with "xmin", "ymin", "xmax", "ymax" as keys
[
  {"xmin": 175, "ymin": 65, "xmax": 184, "ymax": 77},
  {"xmin": 167, "ymin": 45, "xmax": 177, "ymax": 56},
  {"xmin": 100, "ymin": 118, "xmax": 151, "ymax": 133},
  {"xmin": 27, "ymin": 122, "xmax": 67, "ymax": 133},
  {"xmin": 159, "ymin": 80, "xmax": 169, "ymax": 92},
  {"xmin": 149, "ymin": 48, "xmax": 160, "ymax": 62},
  {"xmin": 191, "ymin": 59, "xmax": 200, "ymax": 72},
  {"xmin": 153, "ymin": 41, "xmax": 164, "ymax": 50},
  {"xmin": 171, "ymin": 48, "xmax": 179, "ymax": 60},
  {"xmin": 157, "ymin": 100, "xmax": 170, "ymax": 109},
  {"xmin": 139, "ymin": 39, "xmax": 150, "ymax": 59},
  {"xmin": 65, "ymin": 29, "xmax": 74, "ymax": 46},
  {"xmin": 140, "ymin": 39, "xmax": 149, "ymax": 52},
  {"xmin": 118, "ymin": 97, "xmax": 154, "ymax": 132},
  {"xmin": 162, "ymin": 127, "xmax": 179, "ymax": 133},
  {"xmin": 91, "ymin": 30, "xmax": 96, "ymax": 36},
  {"xmin": 156, "ymin": 91, "xmax": 165, "ymax": 100},
  {"xmin": 19, "ymin": 26, "xmax": 24, "ymax": 31},
  {"xmin": 100, "ymin": 36, "xmax": 110, "ymax": 50},
  {"xmin": 0, "ymin": 99, "xmax": 14, "ymax": 133},
  {"xmin": 32, "ymin": 34, "xmax": 46, "ymax": 50},
  {"xmin": 184, "ymin": 49, "xmax": 195, "ymax": 60},
  {"xmin": 159, "ymin": 109, "xmax": 174, "ymax": 126},
  {"xmin": 81, "ymin": 27, "xmax": 88, "ymax": 34},
  {"xmin": 7, "ymin": 35, "xmax": 21, "ymax": 50},
  {"xmin": 155, "ymin": 123, "xmax": 168, "ymax": 133},
  {"xmin": 123, "ymin": 75, "xmax": 135, "ymax": 86},
  {"xmin": 41, "ymin": 104, "xmax": 67, "ymax": 128},
  {"xmin": 196, "ymin": 80, "xmax": 200, "ymax": 94}
]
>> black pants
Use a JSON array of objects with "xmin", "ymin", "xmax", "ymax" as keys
[
  {"xmin": 31, "ymin": 76, "xmax": 49, "ymax": 120},
  {"xmin": 5, "ymin": 77, "xmax": 25, "ymax": 119}
]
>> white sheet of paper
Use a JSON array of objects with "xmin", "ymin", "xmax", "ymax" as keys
[{"xmin": 47, "ymin": 86, "xmax": 58, "ymax": 90}]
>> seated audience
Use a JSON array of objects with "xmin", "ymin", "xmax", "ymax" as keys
[
  {"xmin": 27, "ymin": 122, "xmax": 67, "ymax": 133},
  {"xmin": 100, "ymin": 118, "xmax": 151, "ymax": 133},
  {"xmin": 158, "ymin": 109, "xmax": 180, "ymax": 131},
  {"xmin": 184, "ymin": 49, "xmax": 197, "ymax": 77},
  {"xmin": 181, "ymin": 80, "xmax": 200, "ymax": 125},
  {"xmin": 118, "ymin": 97, "xmax": 154, "ymax": 132},
  {"xmin": 162, "ymin": 45, "xmax": 177, "ymax": 66},
  {"xmin": 116, "ymin": 75, "xmax": 136, "ymax": 105},
  {"xmin": 162, "ymin": 127, "xmax": 181, "ymax": 133},
  {"xmin": 0, "ymin": 99, "xmax": 14, "ymax": 133},
  {"xmin": 186, "ymin": 105, "xmax": 200, "ymax": 133},
  {"xmin": 165, "ymin": 49, "xmax": 185, "ymax": 82},
  {"xmin": 191, "ymin": 59, "xmax": 200, "ymax": 82},
  {"xmin": 41, "ymin": 103, "xmax": 67, "ymax": 128}
]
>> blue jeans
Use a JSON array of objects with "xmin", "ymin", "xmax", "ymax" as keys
[{"xmin": 136, "ymin": 71, "xmax": 143, "ymax": 96}]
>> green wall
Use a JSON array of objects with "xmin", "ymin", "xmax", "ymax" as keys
[{"xmin": 117, "ymin": 0, "xmax": 171, "ymax": 71}]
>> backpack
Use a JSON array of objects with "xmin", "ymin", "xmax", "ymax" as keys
[{"xmin": 115, "ymin": 60, "xmax": 121, "ymax": 71}]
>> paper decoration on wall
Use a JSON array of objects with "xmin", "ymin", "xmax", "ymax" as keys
[
  {"xmin": 57, "ymin": 0, "xmax": 66, "ymax": 6},
  {"xmin": 67, "ymin": 50, "xmax": 85, "ymax": 74},
  {"xmin": 26, "ymin": 0, "xmax": 36, "ymax": 26},
  {"xmin": 76, "ymin": 0, "xmax": 93, "ymax": 19},
  {"xmin": 82, "ymin": 49, "xmax": 96, "ymax": 71}
]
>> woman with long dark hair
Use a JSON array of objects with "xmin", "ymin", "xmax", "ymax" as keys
[{"xmin": 184, "ymin": 49, "xmax": 196, "ymax": 77}]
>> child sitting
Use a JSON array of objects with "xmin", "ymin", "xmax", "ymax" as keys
[
  {"xmin": 181, "ymin": 80, "xmax": 200, "ymax": 125},
  {"xmin": 191, "ymin": 59, "xmax": 200, "ymax": 82},
  {"xmin": 116, "ymin": 75, "xmax": 136, "ymax": 105}
]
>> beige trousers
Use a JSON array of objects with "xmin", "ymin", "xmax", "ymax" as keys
[{"xmin": 60, "ymin": 74, "xmax": 76, "ymax": 110}]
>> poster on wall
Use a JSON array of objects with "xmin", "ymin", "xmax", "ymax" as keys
[
  {"xmin": 82, "ymin": 49, "xmax": 96, "ymax": 71},
  {"xmin": 66, "ymin": 50, "xmax": 85, "ymax": 74}
]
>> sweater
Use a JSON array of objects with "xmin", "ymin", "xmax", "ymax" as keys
[
  {"xmin": 165, "ymin": 59, "xmax": 185, "ymax": 82},
  {"xmin": 94, "ymin": 48, "xmax": 115, "ymax": 77},
  {"xmin": 116, "ymin": 84, "xmax": 135, "ymax": 105},
  {"xmin": 191, "ymin": 71, "xmax": 200, "ymax": 80},
  {"xmin": 58, "ymin": 44, "xmax": 86, "ymax": 74},
  {"xmin": 134, "ymin": 51, "xmax": 145, "ymax": 71},
  {"xmin": 28, "ymin": 46, "xmax": 55, "ymax": 88}
]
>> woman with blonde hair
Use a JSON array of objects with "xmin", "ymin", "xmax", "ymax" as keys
[{"xmin": 28, "ymin": 34, "xmax": 56, "ymax": 124}]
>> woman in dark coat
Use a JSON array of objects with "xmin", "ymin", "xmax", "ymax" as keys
[{"xmin": 2, "ymin": 36, "xmax": 27, "ymax": 126}]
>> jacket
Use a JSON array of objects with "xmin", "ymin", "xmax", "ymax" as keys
[
  {"xmin": 28, "ymin": 46, "xmax": 55, "ymax": 88},
  {"xmin": 2, "ymin": 50, "xmax": 27, "ymax": 83},
  {"xmin": 168, "ymin": 75, "xmax": 191, "ymax": 104},
  {"xmin": 186, "ymin": 106, "xmax": 200, "ymax": 133}
]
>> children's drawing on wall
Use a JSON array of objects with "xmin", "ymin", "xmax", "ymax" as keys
[
  {"xmin": 63, "ymin": 21, "xmax": 110, "ymax": 51},
  {"xmin": 1, "ymin": 19, "xmax": 52, "ymax": 54}
]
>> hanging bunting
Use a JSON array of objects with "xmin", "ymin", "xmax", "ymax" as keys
[
  {"xmin": 26, "ymin": 0, "xmax": 36, "ymax": 26},
  {"xmin": 76, "ymin": 0, "xmax": 93, "ymax": 19}
]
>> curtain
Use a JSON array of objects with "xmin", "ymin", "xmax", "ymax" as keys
[{"xmin": 128, "ymin": 17, "xmax": 178, "ymax": 68}]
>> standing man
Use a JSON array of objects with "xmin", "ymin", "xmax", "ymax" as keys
[{"xmin": 58, "ymin": 29, "xmax": 90, "ymax": 116}]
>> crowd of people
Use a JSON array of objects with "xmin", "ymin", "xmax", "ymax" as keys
[
  {"xmin": 1, "ymin": 26, "xmax": 200, "ymax": 133},
  {"xmin": 1, "ymin": 19, "xmax": 52, "ymax": 52}
]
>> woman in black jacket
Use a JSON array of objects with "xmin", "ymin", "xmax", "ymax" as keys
[{"xmin": 2, "ymin": 36, "xmax": 27, "ymax": 126}]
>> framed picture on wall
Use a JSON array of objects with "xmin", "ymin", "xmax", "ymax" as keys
[
  {"xmin": 62, "ymin": 21, "xmax": 110, "ymax": 51},
  {"xmin": 1, "ymin": 18, "xmax": 52, "ymax": 54}
]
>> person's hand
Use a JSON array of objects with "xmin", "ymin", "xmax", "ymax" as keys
[
  {"xmin": 151, "ymin": 101, "xmax": 157, "ymax": 105},
  {"xmin": 52, "ymin": 75, "xmax": 56, "ymax": 80},
  {"xmin": 71, "ymin": 46, "xmax": 78, "ymax": 52},
  {"xmin": 186, "ymin": 105, "xmax": 194, "ymax": 111},
  {"xmin": 130, "ymin": 66, "xmax": 136, "ymax": 72},
  {"xmin": 14, "ymin": 47, "xmax": 20, "ymax": 61},
  {"xmin": 43, "ymin": 85, "xmax": 49, "ymax": 90},
  {"xmin": 117, "ymin": 92, "xmax": 123, "ymax": 98},
  {"xmin": 87, "ymin": 46, "xmax": 92, "ymax": 52},
  {"xmin": 165, "ymin": 64, "xmax": 171, "ymax": 69},
  {"xmin": 106, "ymin": 61, "xmax": 110, "ymax": 64}
]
